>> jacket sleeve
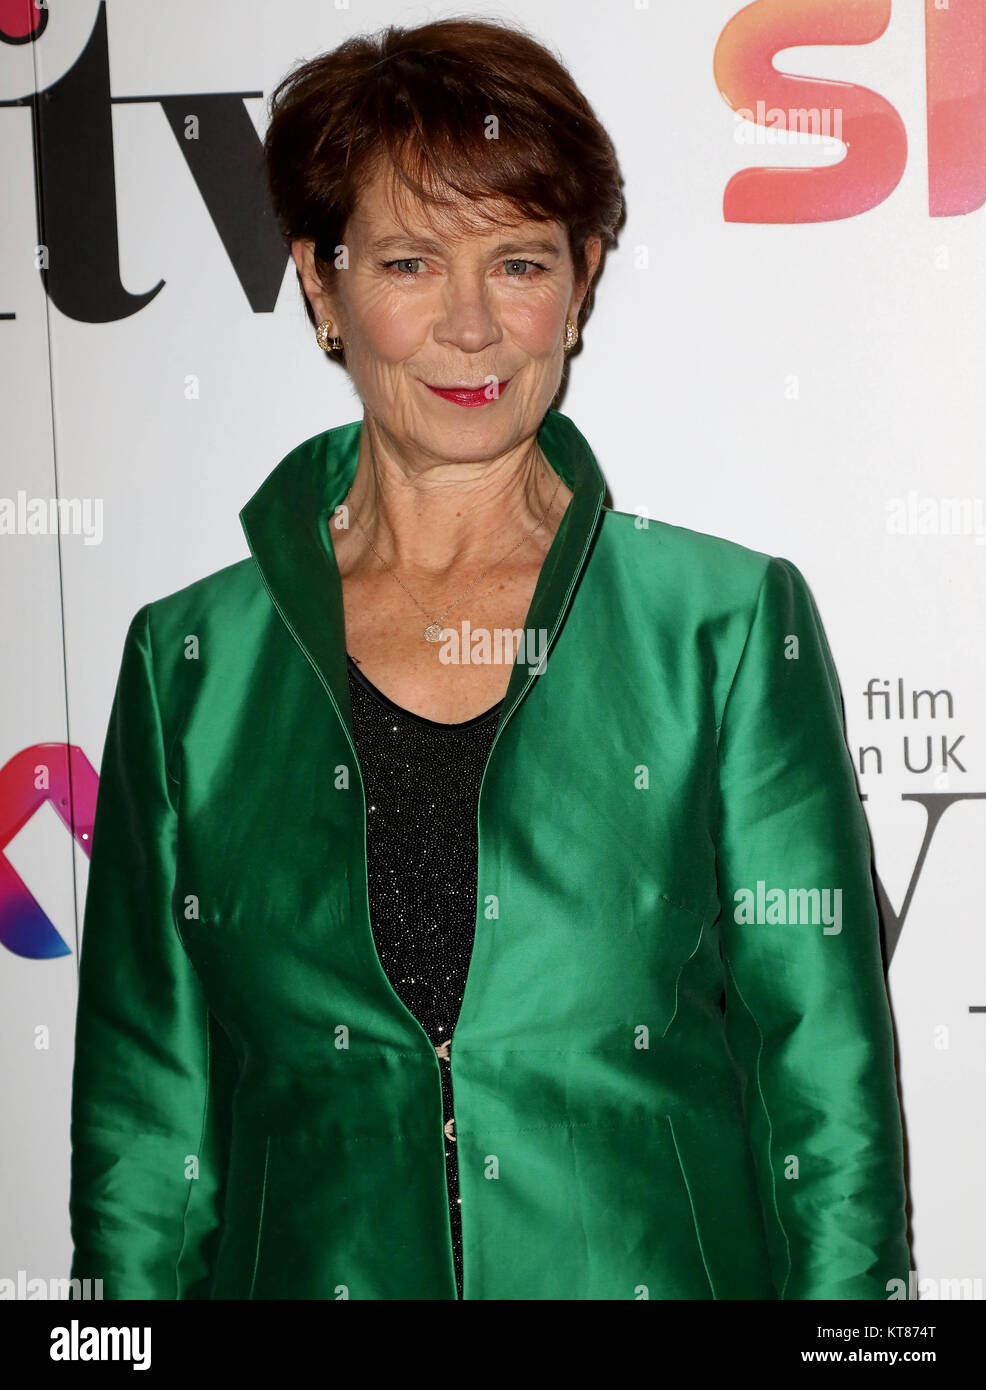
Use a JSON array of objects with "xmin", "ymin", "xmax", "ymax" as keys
[
  {"xmin": 715, "ymin": 555, "xmax": 911, "ymax": 1300},
  {"xmin": 69, "ymin": 604, "xmax": 235, "ymax": 1299}
]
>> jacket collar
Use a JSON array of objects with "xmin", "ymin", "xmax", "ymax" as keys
[{"xmin": 239, "ymin": 408, "xmax": 606, "ymax": 736}]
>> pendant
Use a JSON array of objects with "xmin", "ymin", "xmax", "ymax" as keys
[{"xmin": 424, "ymin": 623, "xmax": 443, "ymax": 642}]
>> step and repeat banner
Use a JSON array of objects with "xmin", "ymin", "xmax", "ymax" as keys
[{"xmin": 1, "ymin": 0, "xmax": 983, "ymax": 1298}]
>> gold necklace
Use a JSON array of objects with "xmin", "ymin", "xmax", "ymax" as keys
[{"xmin": 344, "ymin": 462, "xmax": 563, "ymax": 643}]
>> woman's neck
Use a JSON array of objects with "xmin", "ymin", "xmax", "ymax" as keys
[{"xmin": 338, "ymin": 414, "xmax": 573, "ymax": 579}]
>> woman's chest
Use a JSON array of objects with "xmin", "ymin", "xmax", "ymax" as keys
[
  {"xmin": 341, "ymin": 569, "xmax": 544, "ymax": 722},
  {"xmin": 168, "ymin": 594, "xmax": 723, "ymax": 1054}
]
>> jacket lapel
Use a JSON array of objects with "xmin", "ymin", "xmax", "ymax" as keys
[{"xmin": 238, "ymin": 409, "xmax": 606, "ymax": 736}]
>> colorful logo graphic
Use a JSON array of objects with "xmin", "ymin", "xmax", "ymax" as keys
[
  {"xmin": 715, "ymin": 0, "xmax": 986, "ymax": 221},
  {"xmin": 0, "ymin": 744, "xmax": 97, "ymax": 958},
  {"xmin": 0, "ymin": 0, "xmax": 48, "ymax": 46}
]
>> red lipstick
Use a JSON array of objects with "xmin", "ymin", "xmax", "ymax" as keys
[{"xmin": 424, "ymin": 378, "xmax": 511, "ymax": 407}]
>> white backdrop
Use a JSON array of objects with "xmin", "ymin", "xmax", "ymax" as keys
[{"xmin": 1, "ymin": 0, "xmax": 983, "ymax": 1298}]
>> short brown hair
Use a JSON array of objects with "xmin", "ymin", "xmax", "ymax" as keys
[{"xmin": 264, "ymin": 17, "xmax": 625, "ymax": 338}]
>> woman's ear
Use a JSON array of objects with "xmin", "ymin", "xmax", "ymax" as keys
[
  {"xmin": 579, "ymin": 236, "xmax": 603, "ymax": 306},
  {"xmin": 570, "ymin": 235, "xmax": 603, "ymax": 322},
  {"xmin": 291, "ymin": 239, "xmax": 335, "ymax": 326}
]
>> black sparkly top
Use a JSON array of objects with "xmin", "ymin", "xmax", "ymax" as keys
[{"xmin": 345, "ymin": 654, "xmax": 504, "ymax": 1301}]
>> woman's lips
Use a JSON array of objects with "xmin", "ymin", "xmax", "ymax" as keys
[{"xmin": 424, "ymin": 378, "xmax": 511, "ymax": 407}]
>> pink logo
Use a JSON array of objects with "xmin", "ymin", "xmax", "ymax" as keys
[
  {"xmin": 0, "ymin": 745, "xmax": 97, "ymax": 959},
  {"xmin": 716, "ymin": 0, "xmax": 986, "ymax": 221},
  {"xmin": 0, "ymin": 0, "xmax": 48, "ymax": 45}
]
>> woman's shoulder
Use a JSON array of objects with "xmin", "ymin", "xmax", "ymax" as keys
[
  {"xmin": 593, "ymin": 507, "xmax": 826, "ymax": 663},
  {"xmin": 595, "ymin": 504, "xmax": 793, "ymax": 609},
  {"xmin": 131, "ymin": 554, "xmax": 271, "ymax": 653}
]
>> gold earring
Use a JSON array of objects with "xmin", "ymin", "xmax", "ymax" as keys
[
  {"xmin": 564, "ymin": 318, "xmax": 579, "ymax": 351},
  {"xmin": 316, "ymin": 321, "xmax": 343, "ymax": 352}
]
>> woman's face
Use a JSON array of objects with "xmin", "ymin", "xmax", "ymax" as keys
[{"xmin": 292, "ymin": 162, "xmax": 601, "ymax": 466}]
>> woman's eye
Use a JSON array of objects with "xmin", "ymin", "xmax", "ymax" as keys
[{"xmin": 382, "ymin": 257, "xmax": 549, "ymax": 278}]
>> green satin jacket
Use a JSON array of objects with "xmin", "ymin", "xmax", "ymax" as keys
[{"xmin": 69, "ymin": 408, "xmax": 911, "ymax": 1300}]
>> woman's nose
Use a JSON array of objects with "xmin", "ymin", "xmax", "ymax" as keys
[{"xmin": 432, "ymin": 277, "xmax": 502, "ymax": 353}]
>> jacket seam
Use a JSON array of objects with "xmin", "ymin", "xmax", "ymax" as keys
[
  {"xmin": 714, "ymin": 555, "xmax": 773, "ymax": 749},
  {"xmin": 175, "ymin": 1011, "xmax": 214, "ymax": 1298},
  {"xmin": 661, "ymin": 915, "xmax": 708, "ymax": 1037},
  {"xmin": 666, "ymin": 1115, "xmax": 717, "ymax": 1298},
  {"xmin": 248, "ymin": 1136, "xmax": 272, "ymax": 1299},
  {"xmin": 141, "ymin": 604, "xmax": 181, "ymax": 812},
  {"xmin": 721, "ymin": 955, "xmax": 793, "ymax": 1300},
  {"xmin": 143, "ymin": 600, "xmax": 196, "ymax": 802},
  {"xmin": 144, "ymin": 602, "xmax": 212, "ymax": 1298},
  {"xmin": 656, "ymin": 890, "xmax": 707, "ymax": 924}
]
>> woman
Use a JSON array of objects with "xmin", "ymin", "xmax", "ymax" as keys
[{"xmin": 69, "ymin": 18, "xmax": 911, "ymax": 1300}]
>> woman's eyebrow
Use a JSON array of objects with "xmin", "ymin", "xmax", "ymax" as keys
[
  {"xmin": 491, "ymin": 239, "xmax": 561, "ymax": 256},
  {"xmin": 367, "ymin": 234, "xmax": 561, "ymax": 256},
  {"xmin": 368, "ymin": 234, "xmax": 447, "ymax": 254}
]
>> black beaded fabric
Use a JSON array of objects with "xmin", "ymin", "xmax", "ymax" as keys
[{"xmin": 345, "ymin": 653, "xmax": 504, "ymax": 1301}]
